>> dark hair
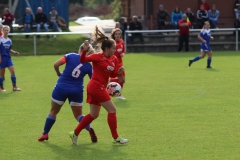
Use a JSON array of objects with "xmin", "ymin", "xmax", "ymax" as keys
[
  {"xmin": 110, "ymin": 28, "xmax": 122, "ymax": 40},
  {"xmin": 92, "ymin": 26, "xmax": 115, "ymax": 51},
  {"xmin": 174, "ymin": 6, "xmax": 180, "ymax": 13}
]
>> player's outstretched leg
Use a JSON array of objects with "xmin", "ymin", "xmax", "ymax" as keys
[
  {"xmin": 78, "ymin": 115, "xmax": 97, "ymax": 142},
  {"xmin": 38, "ymin": 115, "xmax": 56, "ymax": 141},
  {"xmin": 189, "ymin": 55, "xmax": 201, "ymax": 67},
  {"xmin": 70, "ymin": 114, "xmax": 95, "ymax": 145}
]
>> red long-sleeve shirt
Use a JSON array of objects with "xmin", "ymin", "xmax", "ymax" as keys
[
  {"xmin": 178, "ymin": 20, "xmax": 191, "ymax": 36},
  {"xmin": 80, "ymin": 50, "xmax": 119, "ymax": 87},
  {"xmin": 2, "ymin": 13, "xmax": 14, "ymax": 24}
]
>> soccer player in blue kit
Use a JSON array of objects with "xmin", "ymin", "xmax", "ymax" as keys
[
  {"xmin": 188, "ymin": 21, "xmax": 214, "ymax": 68},
  {"xmin": 38, "ymin": 46, "xmax": 97, "ymax": 142},
  {"xmin": 0, "ymin": 25, "xmax": 21, "ymax": 91}
]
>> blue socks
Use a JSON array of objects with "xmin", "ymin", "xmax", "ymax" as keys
[
  {"xmin": 11, "ymin": 76, "xmax": 16, "ymax": 86},
  {"xmin": 192, "ymin": 55, "xmax": 201, "ymax": 62},
  {"xmin": 43, "ymin": 115, "xmax": 56, "ymax": 135},
  {"xmin": 0, "ymin": 77, "xmax": 3, "ymax": 87},
  {"xmin": 78, "ymin": 115, "xmax": 91, "ymax": 131},
  {"xmin": 207, "ymin": 57, "xmax": 212, "ymax": 67}
]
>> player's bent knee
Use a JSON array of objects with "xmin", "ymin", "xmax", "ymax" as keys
[{"xmin": 90, "ymin": 112, "xmax": 99, "ymax": 119}]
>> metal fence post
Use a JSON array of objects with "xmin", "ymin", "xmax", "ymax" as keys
[
  {"xmin": 33, "ymin": 34, "xmax": 36, "ymax": 56},
  {"xmin": 236, "ymin": 29, "xmax": 239, "ymax": 51},
  {"xmin": 125, "ymin": 31, "xmax": 127, "ymax": 53}
]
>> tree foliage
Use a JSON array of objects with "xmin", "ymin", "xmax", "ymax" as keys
[{"xmin": 108, "ymin": 0, "xmax": 122, "ymax": 21}]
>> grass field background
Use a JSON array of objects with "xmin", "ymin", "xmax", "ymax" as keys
[{"xmin": 1, "ymin": 52, "xmax": 240, "ymax": 160}]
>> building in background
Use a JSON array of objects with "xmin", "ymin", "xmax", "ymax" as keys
[
  {"xmin": 2, "ymin": 0, "xmax": 69, "ymax": 27},
  {"xmin": 121, "ymin": 0, "xmax": 235, "ymax": 28}
]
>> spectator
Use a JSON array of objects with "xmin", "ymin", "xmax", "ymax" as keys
[
  {"xmin": 129, "ymin": 16, "xmax": 144, "ymax": 44},
  {"xmin": 49, "ymin": 7, "xmax": 59, "ymax": 38},
  {"xmin": 2, "ymin": 8, "xmax": 14, "ymax": 34},
  {"xmin": 208, "ymin": 4, "xmax": 219, "ymax": 29},
  {"xmin": 234, "ymin": 0, "xmax": 240, "ymax": 19},
  {"xmin": 35, "ymin": 7, "xmax": 49, "ymax": 38},
  {"xmin": 234, "ymin": 15, "xmax": 240, "ymax": 39},
  {"xmin": 22, "ymin": 7, "xmax": 33, "ymax": 38},
  {"xmin": 177, "ymin": 14, "xmax": 191, "ymax": 52},
  {"xmin": 197, "ymin": 5, "xmax": 209, "ymax": 29},
  {"xmin": 119, "ymin": 17, "xmax": 128, "ymax": 39},
  {"xmin": 171, "ymin": 6, "xmax": 183, "ymax": 30},
  {"xmin": 115, "ymin": 22, "xmax": 120, "ymax": 29},
  {"xmin": 185, "ymin": 8, "xmax": 195, "ymax": 28},
  {"xmin": 198, "ymin": 0, "xmax": 210, "ymax": 11},
  {"xmin": 157, "ymin": 4, "xmax": 170, "ymax": 34}
]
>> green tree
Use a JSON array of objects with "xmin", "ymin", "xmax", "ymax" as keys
[
  {"xmin": 84, "ymin": 0, "xmax": 114, "ymax": 9},
  {"xmin": 108, "ymin": 0, "xmax": 122, "ymax": 21}
]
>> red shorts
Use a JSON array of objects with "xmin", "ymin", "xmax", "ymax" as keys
[{"xmin": 86, "ymin": 80, "xmax": 111, "ymax": 106}]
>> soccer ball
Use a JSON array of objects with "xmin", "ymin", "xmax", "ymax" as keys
[{"xmin": 107, "ymin": 82, "xmax": 122, "ymax": 97}]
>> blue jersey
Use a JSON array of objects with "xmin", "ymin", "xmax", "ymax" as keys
[
  {"xmin": 199, "ymin": 28, "xmax": 211, "ymax": 52},
  {"xmin": 56, "ymin": 53, "xmax": 92, "ymax": 90},
  {"xmin": 0, "ymin": 36, "xmax": 12, "ymax": 57}
]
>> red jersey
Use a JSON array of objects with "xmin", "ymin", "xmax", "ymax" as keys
[
  {"xmin": 0, "ymin": 33, "xmax": 2, "ymax": 37},
  {"xmin": 80, "ymin": 50, "xmax": 119, "ymax": 87},
  {"xmin": 198, "ymin": 3, "xmax": 210, "ymax": 11},
  {"xmin": 114, "ymin": 39, "xmax": 125, "ymax": 67},
  {"xmin": 2, "ymin": 13, "xmax": 14, "ymax": 25},
  {"xmin": 178, "ymin": 20, "xmax": 191, "ymax": 36}
]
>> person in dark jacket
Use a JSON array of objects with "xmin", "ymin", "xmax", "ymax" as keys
[
  {"xmin": 197, "ymin": 5, "xmax": 209, "ymax": 29},
  {"xmin": 2, "ymin": 8, "xmax": 14, "ymax": 34},
  {"xmin": 185, "ymin": 8, "xmax": 195, "ymax": 28},
  {"xmin": 234, "ymin": 15, "xmax": 240, "ymax": 39},
  {"xmin": 129, "ymin": 16, "xmax": 144, "ymax": 44},
  {"xmin": 22, "ymin": 7, "xmax": 33, "ymax": 38},
  {"xmin": 35, "ymin": 7, "xmax": 49, "ymax": 38},
  {"xmin": 157, "ymin": 4, "xmax": 170, "ymax": 33}
]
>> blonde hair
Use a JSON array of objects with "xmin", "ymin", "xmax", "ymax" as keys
[
  {"xmin": 201, "ymin": 21, "xmax": 210, "ymax": 31},
  {"xmin": 92, "ymin": 26, "xmax": 115, "ymax": 51},
  {"xmin": 3, "ymin": 25, "xmax": 10, "ymax": 32},
  {"xmin": 79, "ymin": 43, "xmax": 95, "ymax": 56}
]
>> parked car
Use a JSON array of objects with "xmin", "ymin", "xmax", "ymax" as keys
[{"xmin": 75, "ymin": 16, "xmax": 100, "ymax": 23}]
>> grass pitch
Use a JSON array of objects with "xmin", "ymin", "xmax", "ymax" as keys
[{"xmin": 1, "ymin": 52, "xmax": 240, "ymax": 160}]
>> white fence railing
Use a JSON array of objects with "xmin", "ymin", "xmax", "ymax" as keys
[
  {"xmin": 8, "ymin": 32, "xmax": 91, "ymax": 55},
  {"xmin": 7, "ymin": 28, "xmax": 240, "ymax": 55},
  {"xmin": 125, "ymin": 28, "xmax": 240, "ymax": 52}
]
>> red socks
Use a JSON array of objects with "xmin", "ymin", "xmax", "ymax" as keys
[
  {"xmin": 74, "ymin": 114, "xmax": 94, "ymax": 136},
  {"xmin": 74, "ymin": 113, "xmax": 119, "ymax": 139},
  {"xmin": 108, "ymin": 113, "xmax": 119, "ymax": 139}
]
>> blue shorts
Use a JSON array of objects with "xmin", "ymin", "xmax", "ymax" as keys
[
  {"xmin": 0, "ymin": 56, "xmax": 13, "ymax": 69},
  {"xmin": 51, "ymin": 85, "xmax": 84, "ymax": 106},
  {"xmin": 201, "ymin": 44, "xmax": 211, "ymax": 52}
]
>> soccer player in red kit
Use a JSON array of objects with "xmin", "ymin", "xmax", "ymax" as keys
[
  {"xmin": 110, "ymin": 28, "xmax": 126, "ymax": 100},
  {"xmin": 69, "ymin": 26, "xmax": 129, "ymax": 144}
]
